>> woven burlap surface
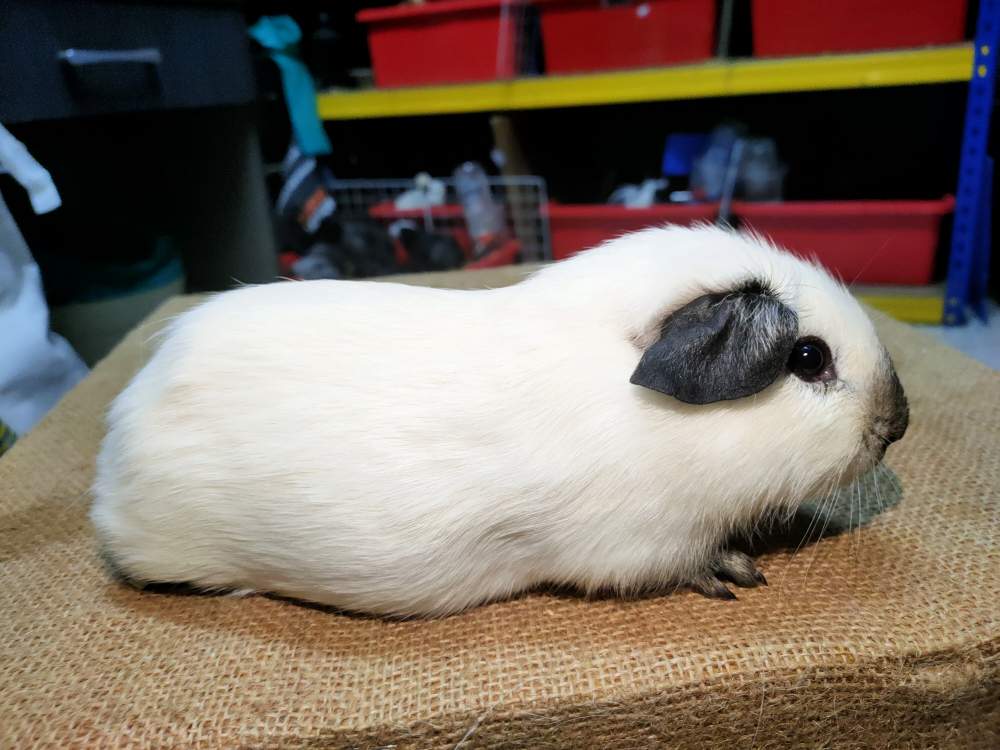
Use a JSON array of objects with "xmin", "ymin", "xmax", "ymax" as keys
[{"xmin": 2, "ymin": 267, "xmax": 998, "ymax": 749}]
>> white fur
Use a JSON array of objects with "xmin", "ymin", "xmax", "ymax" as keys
[{"xmin": 91, "ymin": 225, "xmax": 888, "ymax": 616}]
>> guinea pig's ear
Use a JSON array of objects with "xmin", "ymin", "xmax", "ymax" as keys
[{"xmin": 630, "ymin": 280, "xmax": 798, "ymax": 404}]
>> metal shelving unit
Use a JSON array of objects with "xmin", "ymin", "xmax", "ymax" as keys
[{"xmin": 944, "ymin": 1, "xmax": 998, "ymax": 325}]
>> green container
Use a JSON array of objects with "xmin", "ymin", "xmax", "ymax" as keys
[
  {"xmin": 47, "ymin": 238, "xmax": 185, "ymax": 367},
  {"xmin": 0, "ymin": 418, "xmax": 16, "ymax": 457}
]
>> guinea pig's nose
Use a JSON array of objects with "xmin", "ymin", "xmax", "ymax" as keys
[
  {"xmin": 880, "ymin": 403, "xmax": 909, "ymax": 446},
  {"xmin": 880, "ymin": 367, "xmax": 909, "ymax": 446},
  {"xmin": 884, "ymin": 411, "xmax": 908, "ymax": 445}
]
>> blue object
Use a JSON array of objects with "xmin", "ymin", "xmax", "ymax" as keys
[
  {"xmin": 662, "ymin": 133, "xmax": 709, "ymax": 177},
  {"xmin": 249, "ymin": 16, "xmax": 332, "ymax": 157},
  {"xmin": 944, "ymin": 0, "xmax": 997, "ymax": 325}
]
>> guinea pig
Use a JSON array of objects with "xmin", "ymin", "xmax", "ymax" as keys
[{"xmin": 90, "ymin": 224, "xmax": 909, "ymax": 617}]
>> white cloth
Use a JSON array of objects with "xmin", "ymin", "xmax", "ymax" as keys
[
  {"xmin": 0, "ymin": 125, "xmax": 87, "ymax": 435},
  {"xmin": 0, "ymin": 124, "xmax": 61, "ymax": 214}
]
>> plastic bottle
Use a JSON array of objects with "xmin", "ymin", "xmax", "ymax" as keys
[
  {"xmin": 740, "ymin": 138, "xmax": 786, "ymax": 202},
  {"xmin": 452, "ymin": 162, "xmax": 505, "ymax": 248},
  {"xmin": 690, "ymin": 124, "xmax": 745, "ymax": 201}
]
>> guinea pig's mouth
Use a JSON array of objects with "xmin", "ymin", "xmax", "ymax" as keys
[
  {"xmin": 847, "ymin": 424, "xmax": 904, "ymax": 483},
  {"xmin": 867, "ymin": 434, "xmax": 892, "ymax": 464},
  {"xmin": 837, "ymin": 434, "xmax": 888, "ymax": 487},
  {"xmin": 849, "ymin": 380, "xmax": 909, "ymax": 482}
]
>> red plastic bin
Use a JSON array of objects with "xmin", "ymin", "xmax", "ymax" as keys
[
  {"xmin": 751, "ymin": 0, "xmax": 967, "ymax": 57},
  {"xmin": 539, "ymin": 0, "xmax": 717, "ymax": 74},
  {"xmin": 357, "ymin": 0, "xmax": 522, "ymax": 87},
  {"xmin": 547, "ymin": 202, "xmax": 719, "ymax": 260},
  {"xmin": 369, "ymin": 202, "xmax": 523, "ymax": 268},
  {"xmin": 734, "ymin": 198, "xmax": 955, "ymax": 285},
  {"xmin": 368, "ymin": 202, "xmax": 474, "ymax": 257}
]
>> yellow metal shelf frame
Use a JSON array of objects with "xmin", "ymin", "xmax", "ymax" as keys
[
  {"xmin": 318, "ymin": 44, "xmax": 973, "ymax": 121},
  {"xmin": 856, "ymin": 293, "xmax": 945, "ymax": 324}
]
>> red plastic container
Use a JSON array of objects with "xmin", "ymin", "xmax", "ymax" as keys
[
  {"xmin": 539, "ymin": 0, "xmax": 717, "ymax": 74},
  {"xmin": 368, "ymin": 202, "xmax": 474, "ymax": 257},
  {"xmin": 751, "ymin": 0, "xmax": 967, "ymax": 57},
  {"xmin": 734, "ymin": 198, "xmax": 955, "ymax": 285},
  {"xmin": 547, "ymin": 202, "xmax": 719, "ymax": 260},
  {"xmin": 467, "ymin": 238, "xmax": 522, "ymax": 268},
  {"xmin": 357, "ymin": 0, "xmax": 521, "ymax": 87},
  {"xmin": 369, "ymin": 202, "xmax": 523, "ymax": 268}
]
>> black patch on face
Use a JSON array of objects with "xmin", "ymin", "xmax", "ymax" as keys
[
  {"xmin": 630, "ymin": 279, "xmax": 799, "ymax": 404},
  {"xmin": 881, "ymin": 362, "xmax": 909, "ymax": 445}
]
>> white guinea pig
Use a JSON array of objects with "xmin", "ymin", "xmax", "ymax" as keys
[{"xmin": 91, "ymin": 225, "xmax": 908, "ymax": 616}]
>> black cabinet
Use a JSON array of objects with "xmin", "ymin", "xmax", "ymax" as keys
[
  {"xmin": 1, "ymin": 0, "xmax": 276, "ymax": 363},
  {"xmin": 0, "ymin": 0, "xmax": 254, "ymax": 123}
]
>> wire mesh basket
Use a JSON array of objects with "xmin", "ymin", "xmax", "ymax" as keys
[{"xmin": 325, "ymin": 175, "xmax": 552, "ymax": 264}]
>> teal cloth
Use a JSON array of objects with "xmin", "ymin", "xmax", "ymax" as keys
[{"xmin": 249, "ymin": 16, "xmax": 332, "ymax": 156}]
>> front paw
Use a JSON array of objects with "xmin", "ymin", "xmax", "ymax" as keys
[{"xmin": 690, "ymin": 550, "xmax": 767, "ymax": 600}]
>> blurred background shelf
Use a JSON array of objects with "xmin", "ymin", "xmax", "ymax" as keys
[
  {"xmin": 854, "ymin": 285, "xmax": 946, "ymax": 324},
  {"xmin": 317, "ymin": 44, "xmax": 974, "ymax": 121}
]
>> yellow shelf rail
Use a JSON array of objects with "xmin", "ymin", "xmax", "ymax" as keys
[
  {"xmin": 318, "ymin": 44, "xmax": 973, "ymax": 121},
  {"xmin": 856, "ymin": 290, "xmax": 946, "ymax": 324}
]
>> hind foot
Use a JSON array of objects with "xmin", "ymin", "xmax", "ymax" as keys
[{"xmin": 690, "ymin": 550, "xmax": 767, "ymax": 600}]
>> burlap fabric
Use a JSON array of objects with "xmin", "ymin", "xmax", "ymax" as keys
[{"xmin": 2, "ymin": 266, "xmax": 998, "ymax": 749}]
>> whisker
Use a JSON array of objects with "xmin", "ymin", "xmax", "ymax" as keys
[
  {"xmin": 847, "ymin": 238, "xmax": 891, "ymax": 291},
  {"xmin": 799, "ymin": 459, "xmax": 852, "ymax": 582}
]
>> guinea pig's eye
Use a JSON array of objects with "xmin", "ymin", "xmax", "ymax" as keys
[{"xmin": 788, "ymin": 338, "xmax": 833, "ymax": 382}]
